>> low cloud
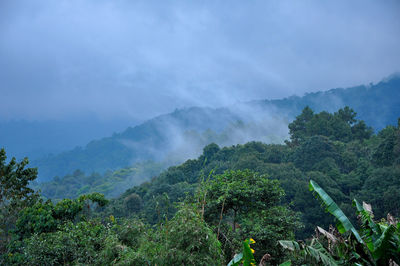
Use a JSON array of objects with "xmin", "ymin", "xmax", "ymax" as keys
[{"xmin": 0, "ymin": 0, "xmax": 399, "ymax": 122}]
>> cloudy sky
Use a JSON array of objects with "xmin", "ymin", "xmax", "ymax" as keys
[{"xmin": 1, "ymin": 0, "xmax": 399, "ymax": 121}]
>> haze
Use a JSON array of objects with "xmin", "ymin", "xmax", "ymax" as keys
[{"xmin": 1, "ymin": 0, "xmax": 400, "ymax": 122}]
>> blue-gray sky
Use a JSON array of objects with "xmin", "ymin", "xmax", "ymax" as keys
[{"xmin": 1, "ymin": 0, "xmax": 399, "ymax": 121}]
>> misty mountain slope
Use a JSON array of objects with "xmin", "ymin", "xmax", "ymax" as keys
[
  {"xmin": 255, "ymin": 74, "xmax": 400, "ymax": 130},
  {"xmin": 32, "ymin": 75, "xmax": 400, "ymax": 181},
  {"xmin": 33, "ymin": 107, "xmax": 285, "ymax": 181}
]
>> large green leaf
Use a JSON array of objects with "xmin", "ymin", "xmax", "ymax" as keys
[
  {"xmin": 227, "ymin": 239, "xmax": 256, "ymax": 266},
  {"xmin": 309, "ymin": 180, "xmax": 363, "ymax": 243},
  {"xmin": 353, "ymin": 199, "xmax": 379, "ymax": 252},
  {"xmin": 227, "ymin": 252, "xmax": 243, "ymax": 266},
  {"xmin": 279, "ymin": 240, "xmax": 339, "ymax": 266},
  {"xmin": 372, "ymin": 224, "xmax": 398, "ymax": 263}
]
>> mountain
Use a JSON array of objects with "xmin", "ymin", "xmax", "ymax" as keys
[
  {"xmin": 256, "ymin": 73, "xmax": 400, "ymax": 130},
  {"xmin": 14, "ymin": 75, "xmax": 400, "ymax": 181},
  {"xmin": 32, "ymin": 107, "xmax": 288, "ymax": 181},
  {"xmin": 98, "ymin": 106, "xmax": 400, "ymax": 239}
]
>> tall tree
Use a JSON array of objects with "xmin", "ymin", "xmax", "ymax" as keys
[{"xmin": 0, "ymin": 148, "xmax": 39, "ymax": 253}]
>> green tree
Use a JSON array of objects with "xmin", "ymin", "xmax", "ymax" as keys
[
  {"xmin": 287, "ymin": 106, "xmax": 314, "ymax": 146},
  {"xmin": 13, "ymin": 193, "xmax": 108, "ymax": 240},
  {"xmin": 204, "ymin": 170, "xmax": 301, "ymax": 263},
  {"xmin": 158, "ymin": 204, "xmax": 224, "ymax": 265},
  {"xmin": 287, "ymin": 106, "xmax": 372, "ymax": 146},
  {"xmin": 0, "ymin": 148, "xmax": 39, "ymax": 253},
  {"xmin": 124, "ymin": 193, "xmax": 142, "ymax": 213}
]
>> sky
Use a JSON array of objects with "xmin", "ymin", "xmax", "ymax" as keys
[{"xmin": 1, "ymin": 0, "xmax": 399, "ymax": 122}]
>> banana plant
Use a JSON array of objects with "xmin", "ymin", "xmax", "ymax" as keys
[
  {"xmin": 309, "ymin": 180, "xmax": 363, "ymax": 244},
  {"xmin": 228, "ymin": 238, "xmax": 294, "ymax": 266},
  {"xmin": 354, "ymin": 199, "xmax": 400, "ymax": 264},
  {"xmin": 279, "ymin": 180, "xmax": 400, "ymax": 265},
  {"xmin": 228, "ymin": 238, "xmax": 256, "ymax": 266},
  {"xmin": 278, "ymin": 239, "xmax": 338, "ymax": 266}
]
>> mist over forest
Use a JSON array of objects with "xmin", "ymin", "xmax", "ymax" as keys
[{"xmin": 1, "ymin": 1, "xmax": 400, "ymax": 265}]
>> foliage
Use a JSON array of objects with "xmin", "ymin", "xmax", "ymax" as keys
[
  {"xmin": 13, "ymin": 193, "xmax": 108, "ymax": 240},
  {"xmin": 280, "ymin": 180, "xmax": 400, "ymax": 265},
  {"xmin": 279, "ymin": 239, "xmax": 338, "ymax": 266},
  {"xmin": 288, "ymin": 106, "xmax": 372, "ymax": 146},
  {"xmin": 202, "ymin": 170, "xmax": 301, "ymax": 264},
  {"xmin": 103, "ymin": 108, "xmax": 399, "ymax": 240},
  {"xmin": 309, "ymin": 179, "xmax": 362, "ymax": 243},
  {"xmin": 0, "ymin": 148, "xmax": 39, "ymax": 254},
  {"xmin": 24, "ymin": 75, "xmax": 400, "ymax": 181},
  {"xmin": 36, "ymin": 161, "xmax": 165, "ymax": 200},
  {"xmin": 158, "ymin": 204, "xmax": 224, "ymax": 265},
  {"xmin": 3, "ymin": 105, "xmax": 400, "ymax": 264},
  {"xmin": 228, "ymin": 238, "xmax": 256, "ymax": 266},
  {"xmin": 204, "ymin": 170, "xmax": 284, "ymax": 225},
  {"xmin": 9, "ymin": 220, "xmax": 113, "ymax": 265}
]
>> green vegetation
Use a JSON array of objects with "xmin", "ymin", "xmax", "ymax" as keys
[
  {"xmin": 0, "ymin": 149, "xmax": 39, "ymax": 254},
  {"xmin": 27, "ymin": 75, "xmax": 400, "ymax": 181},
  {"xmin": 1, "ymin": 105, "xmax": 399, "ymax": 264},
  {"xmin": 36, "ymin": 161, "xmax": 165, "ymax": 200},
  {"xmin": 103, "ymin": 106, "xmax": 400, "ymax": 240},
  {"xmin": 202, "ymin": 170, "xmax": 301, "ymax": 263},
  {"xmin": 279, "ymin": 180, "xmax": 400, "ymax": 265}
]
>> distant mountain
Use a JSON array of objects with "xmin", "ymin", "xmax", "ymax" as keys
[
  {"xmin": 32, "ymin": 107, "xmax": 289, "ymax": 181},
  {"xmin": 19, "ymin": 75, "xmax": 400, "ymax": 181},
  {"xmin": 255, "ymin": 73, "xmax": 400, "ymax": 130}
]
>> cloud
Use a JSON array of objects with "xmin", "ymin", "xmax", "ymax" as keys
[{"xmin": 0, "ymin": 0, "xmax": 399, "ymax": 121}]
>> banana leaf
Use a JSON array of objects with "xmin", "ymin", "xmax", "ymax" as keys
[{"xmin": 309, "ymin": 180, "xmax": 363, "ymax": 244}]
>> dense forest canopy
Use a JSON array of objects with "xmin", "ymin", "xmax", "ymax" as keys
[{"xmin": 2, "ymin": 106, "xmax": 399, "ymax": 264}]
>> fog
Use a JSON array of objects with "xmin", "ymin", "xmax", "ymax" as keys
[{"xmin": 1, "ymin": 0, "xmax": 399, "ymax": 122}]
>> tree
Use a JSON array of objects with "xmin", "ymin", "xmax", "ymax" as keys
[
  {"xmin": 124, "ymin": 193, "xmax": 142, "ymax": 213},
  {"xmin": 204, "ymin": 170, "xmax": 301, "ymax": 263},
  {"xmin": 205, "ymin": 170, "xmax": 283, "ymax": 232},
  {"xmin": 287, "ymin": 106, "xmax": 372, "ymax": 145},
  {"xmin": 0, "ymin": 148, "xmax": 39, "ymax": 253},
  {"xmin": 292, "ymin": 136, "xmax": 338, "ymax": 171},
  {"xmin": 287, "ymin": 106, "xmax": 314, "ymax": 146},
  {"xmin": 13, "ymin": 192, "xmax": 108, "ymax": 240},
  {"xmin": 158, "ymin": 204, "xmax": 224, "ymax": 265}
]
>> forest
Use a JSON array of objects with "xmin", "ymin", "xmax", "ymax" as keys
[
  {"xmin": 10, "ymin": 74, "xmax": 398, "ymax": 182},
  {"xmin": 1, "ymin": 106, "xmax": 399, "ymax": 265}
]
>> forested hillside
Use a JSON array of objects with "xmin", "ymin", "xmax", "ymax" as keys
[
  {"xmin": 29, "ymin": 75, "xmax": 400, "ymax": 181},
  {"xmin": 38, "ymin": 106, "xmax": 400, "ymax": 237},
  {"xmin": 256, "ymin": 74, "xmax": 400, "ymax": 130},
  {"xmin": 33, "ymin": 107, "xmax": 288, "ymax": 181},
  {"xmin": 105, "ymin": 106, "xmax": 400, "ymax": 238},
  {"xmin": 3, "ymin": 106, "xmax": 399, "ymax": 265}
]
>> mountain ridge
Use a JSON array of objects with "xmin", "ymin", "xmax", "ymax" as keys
[{"xmin": 6, "ymin": 75, "xmax": 400, "ymax": 181}]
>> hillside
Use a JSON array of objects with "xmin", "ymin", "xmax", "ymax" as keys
[
  {"xmin": 30, "ymin": 75, "xmax": 400, "ymax": 181},
  {"xmin": 256, "ymin": 73, "xmax": 400, "ymax": 130},
  {"xmin": 102, "ymin": 106, "xmax": 400, "ymax": 240},
  {"xmin": 38, "ymin": 106, "xmax": 400, "ymax": 234},
  {"xmin": 32, "ymin": 107, "xmax": 288, "ymax": 181},
  {"xmin": 11, "ymin": 105, "xmax": 400, "ymax": 264}
]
